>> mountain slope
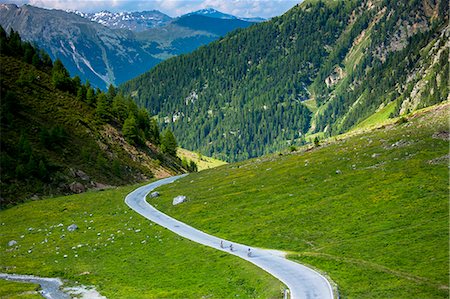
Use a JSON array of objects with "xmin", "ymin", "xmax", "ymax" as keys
[
  {"xmin": 0, "ymin": 4, "xmax": 257, "ymax": 89},
  {"xmin": 75, "ymin": 10, "xmax": 172, "ymax": 31},
  {"xmin": 0, "ymin": 31, "xmax": 184, "ymax": 207},
  {"xmin": 0, "ymin": 4, "xmax": 161, "ymax": 89},
  {"xmin": 184, "ymin": 8, "xmax": 238, "ymax": 20},
  {"xmin": 121, "ymin": 0, "xmax": 448, "ymax": 162},
  {"xmin": 151, "ymin": 102, "xmax": 449, "ymax": 298},
  {"xmin": 173, "ymin": 14, "xmax": 254, "ymax": 37}
]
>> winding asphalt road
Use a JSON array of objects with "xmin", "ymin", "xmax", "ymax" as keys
[{"xmin": 125, "ymin": 175, "xmax": 334, "ymax": 299}]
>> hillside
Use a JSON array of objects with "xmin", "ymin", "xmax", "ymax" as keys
[
  {"xmin": 151, "ymin": 102, "xmax": 449, "ymax": 298},
  {"xmin": 0, "ymin": 182, "xmax": 282, "ymax": 298},
  {"xmin": 0, "ymin": 29, "xmax": 187, "ymax": 207},
  {"xmin": 121, "ymin": 0, "xmax": 448, "ymax": 162},
  {"xmin": 0, "ymin": 4, "xmax": 255, "ymax": 89}
]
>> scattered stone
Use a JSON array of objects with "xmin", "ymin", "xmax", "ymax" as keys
[
  {"xmin": 173, "ymin": 195, "xmax": 187, "ymax": 205},
  {"xmin": 67, "ymin": 224, "xmax": 78, "ymax": 232},
  {"xmin": 57, "ymin": 223, "xmax": 64, "ymax": 227},
  {"xmin": 428, "ymin": 154, "xmax": 449, "ymax": 165},
  {"xmin": 432, "ymin": 131, "xmax": 449, "ymax": 141},
  {"xmin": 69, "ymin": 182, "xmax": 86, "ymax": 194},
  {"xmin": 390, "ymin": 139, "xmax": 411, "ymax": 148},
  {"xmin": 28, "ymin": 227, "xmax": 33, "ymax": 231},
  {"xmin": 8, "ymin": 240, "xmax": 17, "ymax": 247},
  {"xmin": 335, "ymin": 170, "xmax": 342, "ymax": 174},
  {"xmin": 149, "ymin": 191, "xmax": 160, "ymax": 198},
  {"xmin": 371, "ymin": 153, "xmax": 380, "ymax": 158}
]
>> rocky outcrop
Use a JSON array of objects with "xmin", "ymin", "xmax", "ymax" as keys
[
  {"xmin": 69, "ymin": 182, "xmax": 86, "ymax": 194},
  {"xmin": 325, "ymin": 66, "xmax": 345, "ymax": 88}
]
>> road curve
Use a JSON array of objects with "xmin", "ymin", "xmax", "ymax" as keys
[{"xmin": 125, "ymin": 175, "xmax": 334, "ymax": 299}]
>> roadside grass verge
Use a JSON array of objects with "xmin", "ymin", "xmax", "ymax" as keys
[
  {"xmin": 0, "ymin": 184, "xmax": 282, "ymax": 298},
  {"xmin": 0, "ymin": 279, "xmax": 41, "ymax": 299},
  {"xmin": 151, "ymin": 103, "xmax": 449, "ymax": 298}
]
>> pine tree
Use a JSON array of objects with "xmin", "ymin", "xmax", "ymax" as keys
[
  {"xmin": 95, "ymin": 93, "xmax": 111, "ymax": 123},
  {"xmin": 52, "ymin": 58, "xmax": 73, "ymax": 93},
  {"xmin": 123, "ymin": 113, "xmax": 138, "ymax": 144},
  {"xmin": 161, "ymin": 129, "xmax": 178, "ymax": 156}
]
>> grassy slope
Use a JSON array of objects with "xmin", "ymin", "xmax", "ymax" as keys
[
  {"xmin": 0, "ymin": 280, "xmax": 41, "ymax": 299},
  {"xmin": 0, "ymin": 183, "xmax": 282, "ymax": 298},
  {"xmin": 151, "ymin": 103, "xmax": 449, "ymax": 298},
  {"xmin": 352, "ymin": 101, "xmax": 397, "ymax": 130},
  {"xmin": 177, "ymin": 148, "xmax": 227, "ymax": 171}
]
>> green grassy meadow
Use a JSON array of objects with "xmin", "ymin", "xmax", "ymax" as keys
[
  {"xmin": 0, "ymin": 184, "xmax": 282, "ymax": 298},
  {"xmin": 177, "ymin": 148, "xmax": 227, "ymax": 171},
  {"xmin": 0, "ymin": 279, "xmax": 41, "ymax": 299},
  {"xmin": 151, "ymin": 103, "xmax": 449, "ymax": 298}
]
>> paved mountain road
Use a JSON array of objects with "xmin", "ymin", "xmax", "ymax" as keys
[{"xmin": 125, "ymin": 175, "xmax": 334, "ymax": 299}]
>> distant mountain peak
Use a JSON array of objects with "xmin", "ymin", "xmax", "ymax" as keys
[
  {"xmin": 69, "ymin": 9, "xmax": 172, "ymax": 31},
  {"xmin": 184, "ymin": 8, "xmax": 238, "ymax": 20},
  {"xmin": 183, "ymin": 8, "xmax": 265, "ymax": 22}
]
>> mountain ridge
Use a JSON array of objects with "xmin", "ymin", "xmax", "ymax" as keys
[
  {"xmin": 120, "ymin": 0, "xmax": 448, "ymax": 162},
  {"xmin": 0, "ymin": 4, "xmax": 256, "ymax": 89}
]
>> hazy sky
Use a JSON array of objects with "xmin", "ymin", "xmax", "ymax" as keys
[{"xmin": 0, "ymin": 0, "xmax": 303, "ymax": 18}]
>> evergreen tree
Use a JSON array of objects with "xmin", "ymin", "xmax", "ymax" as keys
[
  {"xmin": 52, "ymin": 58, "xmax": 73, "ymax": 93},
  {"xmin": 95, "ymin": 93, "xmax": 111, "ymax": 123},
  {"xmin": 107, "ymin": 84, "xmax": 117, "ymax": 101},
  {"xmin": 161, "ymin": 129, "xmax": 178, "ymax": 156},
  {"xmin": 122, "ymin": 113, "xmax": 138, "ymax": 144},
  {"xmin": 86, "ymin": 87, "xmax": 96, "ymax": 106},
  {"xmin": 112, "ymin": 94, "xmax": 128, "ymax": 123}
]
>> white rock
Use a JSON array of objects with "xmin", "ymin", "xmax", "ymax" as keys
[
  {"xmin": 67, "ymin": 224, "xmax": 78, "ymax": 232},
  {"xmin": 149, "ymin": 191, "xmax": 160, "ymax": 198},
  {"xmin": 173, "ymin": 195, "xmax": 186, "ymax": 205},
  {"xmin": 8, "ymin": 240, "xmax": 17, "ymax": 247}
]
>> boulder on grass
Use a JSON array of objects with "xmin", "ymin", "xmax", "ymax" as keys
[
  {"xmin": 173, "ymin": 195, "xmax": 186, "ymax": 206},
  {"xmin": 67, "ymin": 224, "xmax": 78, "ymax": 232},
  {"xmin": 150, "ymin": 191, "xmax": 160, "ymax": 198}
]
